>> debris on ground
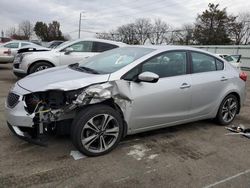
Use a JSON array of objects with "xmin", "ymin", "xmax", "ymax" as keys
[
  {"xmin": 225, "ymin": 124, "xmax": 250, "ymax": 139},
  {"xmin": 70, "ymin": 150, "xmax": 87, "ymax": 160}
]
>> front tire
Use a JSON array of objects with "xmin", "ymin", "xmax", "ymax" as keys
[
  {"xmin": 216, "ymin": 94, "xmax": 239, "ymax": 125},
  {"xmin": 29, "ymin": 62, "xmax": 53, "ymax": 74},
  {"xmin": 71, "ymin": 105, "xmax": 123, "ymax": 156}
]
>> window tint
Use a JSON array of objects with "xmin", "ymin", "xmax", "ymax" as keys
[
  {"xmin": 4, "ymin": 42, "xmax": 19, "ymax": 48},
  {"xmin": 191, "ymin": 52, "xmax": 216, "ymax": 73},
  {"xmin": 92, "ymin": 42, "xmax": 118, "ymax": 52},
  {"xmin": 141, "ymin": 51, "xmax": 187, "ymax": 78},
  {"xmin": 67, "ymin": 41, "xmax": 93, "ymax": 52},
  {"xmin": 216, "ymin": 59, "xmax": 224, "ymax": 70},
  {"xmin": 21, "ymin": 43, "xmax": 30, "ymax": 47}
]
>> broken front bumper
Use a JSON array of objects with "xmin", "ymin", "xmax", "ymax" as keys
[
  {"xmin": 5, "ymin": 99, "xmax": 34, "ymax": 128},
  {"xmin": 7, "ymin": 122, "xmax": 47, "ymax": 146},
  {"xmin": 4, "ymin": 84, "xmax": 48, "ymax": 145},
  {"xmin": 4, "ymin": 83, "xmax": 34, "ymax": 128}
]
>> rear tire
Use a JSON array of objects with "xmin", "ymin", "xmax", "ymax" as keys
[
  {"xmin": 71, "ymin": 105, "xmax": 123, "ymax": 156},
  {"xmin": 216, "ymin": 94, "xmax": 239, "ymax": 125},
  {"xmin": 29, "ymin": 62, "xmax": 53, "ymax": 74}
]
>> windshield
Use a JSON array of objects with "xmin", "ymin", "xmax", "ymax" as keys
[
  {"xmin": 224, "ymin": 55, "xmax": 236, "ymax": 62},
  {"xmin": 75, "ymin": 47, "xmax": 155, "ymax": 74},
  {"xmin": 55, "ymin": 41, "xmax": 71, "ymax": 49}
]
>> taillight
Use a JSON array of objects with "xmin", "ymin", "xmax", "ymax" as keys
[
  {"xmin": 239, "ymin": 72, "xmax": 247, "ymax": 82},
  {"xmin": 3, "ymin": 49, "xmax": 11, "ymax": 56}
]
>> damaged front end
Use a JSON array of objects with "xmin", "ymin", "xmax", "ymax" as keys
[{"xmin": 6, "ymin": 81, "xmax": 133, "ymax": 146}]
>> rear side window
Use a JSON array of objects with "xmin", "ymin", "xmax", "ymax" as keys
[
  {"xmin": 92, "ymin": 42, "xmax": 118, "ymax": 52},
  {"xmin": 4, "ymin": 42, "xmax": 19, "ymax": 48},
  {"xmin": 191, "ymin": 52, "xmax": 216, "ymax": 73}
]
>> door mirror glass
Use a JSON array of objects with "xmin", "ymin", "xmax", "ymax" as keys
[
  {"xmin": 138, "ymin": 72, "xmax": 159, "ymax": 83},
  {"xmin": 64, "ymin": 47, "xmax": 74, "ymax": 55}
]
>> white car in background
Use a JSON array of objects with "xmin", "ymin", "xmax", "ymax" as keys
[
  {"xmin": 217, "ymin": 54, "xmax": 241, "ymax": 69},
  {"xmin": 0, "ymin": 47, "xmax": 14, "ymax": 63},
  {"xmin": 13, "ymin": 39, "xmax": 126, "ymax": 77},
  {"xmin": 0, "ymin": 40, "xmax": 34, "ymax": 57}
]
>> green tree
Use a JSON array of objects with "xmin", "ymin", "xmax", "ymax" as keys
[
  {"xmin": 34, "ymin": 21, "xmax": 65, "ymax": 41},
  {"xmin": 48, "ymin": 21, "xmax": 65, "ymax": 41},
  {"xmin": 194, "ymin": 3, "xmax": 236, "ymax": 45},
  {"xmin": 34, "ymin": 21, "xmax": 49, "ymax": 41}
]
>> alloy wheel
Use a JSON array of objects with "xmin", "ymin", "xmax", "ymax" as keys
[
  {"xmin": 35, "ymin": 65, "xmax": 49, "ymax": 72},
  {"xmin": 221, "ymin": 97, "xmax": 238, "ymax": 123},
  {"xmin": 80, "ymin": 114, "xmax": 119, "ymax": 154}
]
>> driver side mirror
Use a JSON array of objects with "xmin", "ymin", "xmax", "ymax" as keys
[
  {"xmin": 138, "ymin": 72, "xmax": 159, "ymax": 83},
  {"xmin": 64, "ymin": 47, "xmax": 74, "ymax": 55}
]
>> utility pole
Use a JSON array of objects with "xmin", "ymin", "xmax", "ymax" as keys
[{"xmin": 78, "ymin": 11, "xmax": 85, "ymax": 39}]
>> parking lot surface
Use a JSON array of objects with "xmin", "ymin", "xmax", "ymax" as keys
[{"xmin": 1, "ymin": 63, "xmax": 250, "ymax": 188}]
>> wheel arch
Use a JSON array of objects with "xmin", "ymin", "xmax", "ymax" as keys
[
  {"xmin": 27, "ymin": 60, "xmax": 55, "ymax": 74},
  {"xmin": 76, "ymin": 98, "xmax": 128, "ymax": 138},
  {"xmin": 228, "ymin": 92, "xmax": 241, "ymax": 114},
  {"xmin": 220, "ymin": 91, "xmax": 241, "ymax": 114}
]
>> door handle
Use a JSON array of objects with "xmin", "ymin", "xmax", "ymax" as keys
[
  {"xmin": 180, "ymin": 83, "xmax": 191, "ymax": 89},
  {"xmin": 220, "ymin": 76, "xmax": 228, "ymax": 81}
]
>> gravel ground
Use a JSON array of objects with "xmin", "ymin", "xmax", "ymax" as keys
[{"xmin": 0, "ymin": 63, "xmax": 250, "ymax": 188}]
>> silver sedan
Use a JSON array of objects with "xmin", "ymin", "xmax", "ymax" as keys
[{"xmin": 5, "ymin": 46, "xmax": 247, "ymax": 156}]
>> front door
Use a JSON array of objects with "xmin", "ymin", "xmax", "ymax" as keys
[{"xmin": 124, "ymin": 50, "xmax": 192, "ymax": 131}]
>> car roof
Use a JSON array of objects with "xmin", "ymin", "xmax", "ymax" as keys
[
  {"xmin": 130, "ymin": 45, "xmax": 217, "ymax": 54},
  {"xmin": 4, "ymin": 40, "xmax": 32, "ymax": 43},
  {"xmin": 73, "ymin": 38, "xmax": 127, "ymax": 47}
]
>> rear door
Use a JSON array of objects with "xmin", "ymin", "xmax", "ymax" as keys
[
  {"xmin": 59, "ymin": 41, "xmax": 94, "ymax": 65},
  {"xmin": 189, "ymin": 51, "xmax": 227, "ymax": 118}
]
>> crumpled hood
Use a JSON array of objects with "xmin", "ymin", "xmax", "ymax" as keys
[{"xmin": 17, "ymin": 66, "xmax": 110, "ymax": 92}]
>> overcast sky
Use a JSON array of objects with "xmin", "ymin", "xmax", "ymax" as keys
[{"xmin": 0, "ymin": 0, "xmax": 249, "ymax": 40}]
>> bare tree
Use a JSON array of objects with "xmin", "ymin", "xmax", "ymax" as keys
[
  {"xmin": 19, "ymin": 20, "xmax": 33, "ymax": 40},
  {"xmin": 96, "ymin": 30, "xmax": 120, "ymax": 41},
  {"xmin": 96, "ymin": 18, "xmax": 172, "ymax": 45},
  {"xmin": 6, "ymin": 27, "xmax": 17, "ymax": 38},
  {"xmin": 149, "ymin": 19, "xmax": 171, "ymax": 44},
  {"xmin": 172, "ymin": 24, "xmax": 195, "ymax": 45},
  {"xmin": 133, "ymin": 18, "xmax": 152, "ymax": 44},
  {"xmin": 117, "ymin": 23, "xmax": 140, "ymax": 44},
  {"xmin": 97, "ymin": 23, "xmax": 142, "ymax": 44},
  {"xmin": 233, "ymin": 12, "xmax": 250, "ymax": 44}
]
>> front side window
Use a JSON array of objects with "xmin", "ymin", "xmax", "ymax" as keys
[
  {"xmin": 66, "ymin": 41, "xmax": 93, "ymax": 52},
  {"xmin": 191, "ymin": 52, "xmax": 216, "ymax": 73},
  {"xmin": 4, "ymin": 42, "xmax": 19, "ymax": 48},
  {"xmin": 92, "ymin": 42, "xmax": 118, "ymax": 52},
  {"xmin": 141, "ymin": 51, "xmax": 187, "ymax": 78}
]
